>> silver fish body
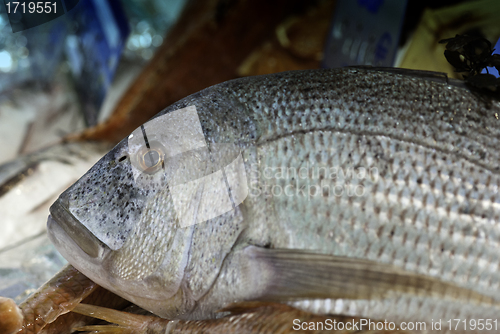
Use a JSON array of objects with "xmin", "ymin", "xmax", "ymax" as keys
[{"xmin": 47, "ymin": 68, "xmax": 500, "ymax": 330}]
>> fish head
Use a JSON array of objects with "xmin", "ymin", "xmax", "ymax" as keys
[
  {"xmin": 47, "ymin": 103, "xmax": 248, "ymax": 316},
  {"xmin": 47, "ymin": 133, "xmax": 189, "ymax": 303}
]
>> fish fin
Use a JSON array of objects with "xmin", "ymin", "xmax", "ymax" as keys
[
  {"xmin": 350, "ymin": 66, "xmax": 448, "ymax": 81},
  {"xmin": 72, "ymin": 325, "xmax": 126, "ymax": 334},
  {"xmin": 349, "ymin": 66, "xmax": 467, "ymax": 88},
  {"xmin": 71, "ymin": 304, "xmax": 170, "ymax": 334},
  {"xmin": 242, "ymin": 246, "xmax": 494, "ymax": 304},
  {"xmin": 217, "ymin": 301, "xmax": 289, "ymax": 315}
]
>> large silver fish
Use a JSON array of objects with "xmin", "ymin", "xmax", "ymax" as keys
[{"xmin": 47, "ymin": 67, "xmax": 500, "ymax": 332}]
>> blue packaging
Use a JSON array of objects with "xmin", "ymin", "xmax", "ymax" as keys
[
  {"xmin": 323, "ymin": 0, "xmax": 408, "ymax": 68},
  {"xmin": 64, "ymin": 0, "xmax": 129, "ymax": 126},
  {"xmin": 482, "ymin": 37, "xmax": 500, "ymax": 78}
]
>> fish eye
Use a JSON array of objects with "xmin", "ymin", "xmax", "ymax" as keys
[
  {"xmin": 137, "ymin": 147, "xmax": 164, "ymax": 174},
  {"xmin": 143, "ymin": 150, "xmax": 160, "ymax": 168}
]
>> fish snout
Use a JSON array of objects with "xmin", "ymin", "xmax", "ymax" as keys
[{"xmin": 48, "ymin": 194, "xmax": 108, "ymax": 259}]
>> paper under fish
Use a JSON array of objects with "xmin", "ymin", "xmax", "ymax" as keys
[{"xmin": 46, "ymin": 67, "xmax": 500, "ymax": 333}]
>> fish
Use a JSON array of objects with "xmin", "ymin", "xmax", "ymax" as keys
[
  {"xmin": 46, "ymin": 67, "xmax": 500, "ymax": 333},
  {"xmin": 71, "ymin": 301, "xmax": 412, "ymax": 334},
  {"xmin": 0, "ymin": 264, "xmax": 132, "ymax": 334},
  {"xmin": 0, "ymin": 265, "xmax": 93, "ymax": 334},
  {"xmin": 16, "ymin": 265, "xmax": 98, "ymax": 334},
  {"xmin": 2, "ymin": 264, "xmax": 407, "ymax": 334}
]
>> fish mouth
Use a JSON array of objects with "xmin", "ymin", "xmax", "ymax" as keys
[{"xmin": 48, "ymin": 195, "xmax": 109, "ymax": 259}]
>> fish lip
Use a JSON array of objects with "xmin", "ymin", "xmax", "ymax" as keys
[{"xmin": 49, "ymin": 196, "xmax": 108, "ymax": 259}]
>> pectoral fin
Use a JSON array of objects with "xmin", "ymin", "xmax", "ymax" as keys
[
  {"xmin": 72, "ymin": 304, "xmax": 172, "ymax": 334},
  {"xmin": 73, "ymin": 302, "xmax": 409, "ymax": 334},
  {"xmin": 240, "ymin": 246, "xmax": 494, "ymax": 305}
]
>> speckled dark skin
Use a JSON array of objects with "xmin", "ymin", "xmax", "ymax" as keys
[{"xmin": 48, "ymin": 68, "xmax": 500, "ymax": 329}]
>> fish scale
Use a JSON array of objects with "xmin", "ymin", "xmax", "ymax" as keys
[
  {"xmin": 251, "ymin": 130, "xmax": 500, "ymax": 290},
  {"xmin": 46, "ymin": 68, "xmax": 500, "ymax": 331},
  {"xmin": 239, "ymin": 70, "xmax": 498, "ymax": 171}
]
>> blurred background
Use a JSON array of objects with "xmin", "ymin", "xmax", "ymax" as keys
[{"xmin": 0, "ymin": 0, "xmax": 499, "ymax": 303}]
